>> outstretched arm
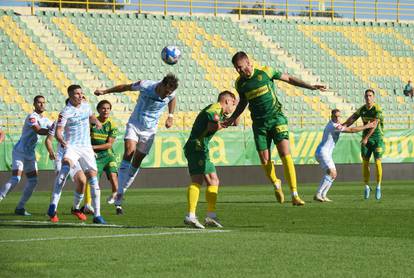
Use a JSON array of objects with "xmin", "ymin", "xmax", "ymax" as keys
[
  {"xmin": 222, "ymin": 97, "xmax": 248, "ymax": 127},
  {"xmin": 45, "ymin": 134, "xmax": 56, "ymax": 160},
  {"xmin": 94, "ymin": 83, "xmax": 136, "ymax": 96},
  {"xmin": 279, "ymin": 73, "xmax": 327, "ymax": 91},
  {"xmin": 343, "ymin": 112, "xmax": 359, "ymax": 127},
  {"xmin": 341, "ymin": 121, "xmax": 375, "ymax": 133},
  {"xmin": 165, "ymin": 97, "xmax": 176, "ymax": 129},
  {"xmin": 31, "ymin": 124, "xmax": 49, "ymax": 136}
]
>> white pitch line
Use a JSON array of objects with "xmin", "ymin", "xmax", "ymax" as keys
[
  {"xmin": 0, "ymin": 219, "xmax": 198, "ymax": 230},
  {"xmin": 0, "ymin": 230, "xmax": 230, "ymax": 244}
]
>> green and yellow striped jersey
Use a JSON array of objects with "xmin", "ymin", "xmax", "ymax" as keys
[
  {"xmin": 355, "ymin": 104, "xmax": 384, "ymax": 140},
  {"xmin": 235, "ymin": 66, "xmax": 283, "ymax": 121},
  {"xmin": 90, "ymin": 117, "xmax": 118, "ymax": 157},
  {"xmin": 185, "ymin": 103, "xmax": 224, "ymax": 152}
]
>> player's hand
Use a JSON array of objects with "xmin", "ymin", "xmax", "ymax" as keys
[
  {"xmin": 361, "ymin": 137, "xmax": 368, "ymax": 146},
  {"xmin": 59, "ymin": 140, "xmax": 67, "ymax": 148},
  {"xmin": 95, "ymin": 120, "xmax": 103, "ymax": 130},
  {"xmin": 366, "ymin": 121, "xmax": 376, "ymax": 129},
  {"xmin": 94, "ymin": 89, "xmax": 106, "ymax": 96},
  {"xmin": 312, "ymin": 84, "xmax": 327, "ymax": 91},
  {"xmin": 221, "ymin": 117, "xmax": 235, "ymax": 128},
  {"xmin": 165, "ymin": 117, "xmax": 173, "ymax": 129},
  {"xmin": 49, "ymin": 152, "xmax": 56, "ymax": 160}
]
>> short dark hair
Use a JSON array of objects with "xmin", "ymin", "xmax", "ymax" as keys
[
  {"xmin": 162, "ymin": 73, "xmax": 179, "ymax": 90},
  {"xmin": 331, "ymin": 109, "xmax": 340, "ymax": 116},
  {"xmin": 365, "ymin": 88, "xmax": 375, "ymax": 95},
  {"xmin": 217, "ymin": 90, "xmax": 236, "ymax": 102},
  {"xmin": 232, "ymin": 51, "xmax": 248, "ymax": 65},
  {"xmin": 33, "ymin": 95, "xmax": 44, "ymax": 103},
  {"xmin": 67, "ymin": 84, "xmax": 82, "ymax": 95},
  {"xmin": 97, "ymin": 99, "xmax": 112, "ymax": 110},
  {"xmin": 65, "ymin": 98, "xmax": 69, "ymax": 105}
]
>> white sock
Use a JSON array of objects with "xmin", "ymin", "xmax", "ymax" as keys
[
  {"xmin": 188, "ymin": 212, "xmax": 196, "ymax": 219},
  {"xmin": 117, "ymin": 160, "xmax": 131, "ymax": 196},
  {"xmin": 317, "ymin": 175, "xmax": 332, "ymax": 196},
  {"xmin": 376, "ymin": 183, "xmax": 381, "ymax": 189},
  {"xmin": 89, "ymin": 176, "xmax": 101, "ymax": 217},
  {"xmin": 73, "ymin": 192, "xmax": 84, "ymax": 210},
  {"xmin": 124, "ymin": 166, "xmax": 140, "ymax": 192},
  {"xmin": 0, "ymin": 176, "xmax": 21, "ymax": 198},
  {"xmin": 322, "ymin": 178, "xmax": 334, "ymax": 198},
  {"xmin": 16, "ymin": 176, "xmax": 37, "ymax": 209},
  {"xmin": 365, "ymin": 184, "xmax": 370, "ymax": 190},
  {"xmin": 50, "ymin": 164, "xmax": 70, "ymax": 210}
]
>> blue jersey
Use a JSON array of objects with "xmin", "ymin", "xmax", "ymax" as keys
[
  {"xmin": 57, "ymin": 102, "xmax": 92, "ymax": 147},
  {"xmin": 14, "ymin": 112, "xmax": 51, "ymax": 154},
  {"xmin": 129, "ymin": 80, "xmax": 176, "ymax": 129}
]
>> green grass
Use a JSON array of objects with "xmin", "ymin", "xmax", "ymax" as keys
[{"xmin": 0, "ymin": 181, "xmax": 413, "ymax": 277}]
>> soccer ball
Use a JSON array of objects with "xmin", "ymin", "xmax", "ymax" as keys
[{"xmin": 161, "ymin": 46, "xmax": 181, "ymax": 65}]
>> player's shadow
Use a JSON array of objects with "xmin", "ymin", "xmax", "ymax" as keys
[{"xmin": 200, "ymin": 201, "xmax": 277, "ymax": 204}]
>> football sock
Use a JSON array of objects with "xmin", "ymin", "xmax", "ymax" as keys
[
  {"xmin": 281, "ymin": 154, "xmax": 298, "ymax": 196},
  {"xmin": 50, "ymin": 164, "xmax": 70, "ymax": 210},
  {"xmin": 321, "ymin": 176, "xmax": 334, "ymax": 198},
  {"xmin": 206, "ymin": 185, "xmax": 218, "ymax": 215},
  {"xmin": 187, "ymin": 183, "xmax": 201, "ymax": 216},
  {"xmin": 117, "ymin": 160, "xmax": 131, "ymax": 194},
  {"xmin": 261, "ymin": 160, "xmax": 280, "ymax": 189},
  {"xmin": 84, "ymin": 183, "xmax": 91, "ymax": 206},
  {"xmin": 375, "ymin": 159, "xmax": 382, "ymax": 185},
  {"xmin": 73, "ymin": 191, "xmax": 84, "ymax": 210},
  {"xmin": 16, "ymin": 176, "xmax": 37, "ymax": 209},
  {"xmin": 317, "ymin": 175, "xmax": 332, "ymax": 196},
  {"xmin": 88, "ymin": 176, "xmax": 101, "ymax": 217},
  {"xmin": 124, "ymin": 166, "xmax": 140, "ymax": 192},
  {"xmin": 362, "ymin": 159, "xmax": 370, "ymax": 184},
  {"xmin": 0, "ymin": 175, "xmax": 21, "ymax": 199}
]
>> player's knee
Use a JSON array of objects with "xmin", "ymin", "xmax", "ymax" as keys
[{"xmin": 87, "ymin": 176, "xmax": 99, "ymax": 189}]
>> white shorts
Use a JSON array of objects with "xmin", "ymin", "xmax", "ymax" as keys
[
  {"xmin": 55, "ymin": 156, "xmax": 82, "ymax": 180},
  {"xmin": 63, "ymin": 145, "xmax": 97, "ymax": 173},
  {"xmin": 11, "ymin": 148, "xmax": 37, "ymax": 173},
  {"xmin": 124, "ymin": 122, "xmax": 156, "ymax": 154},
  {"xmin": 315, "ymin": 151, "xmax": 336, "ymax": 172}
]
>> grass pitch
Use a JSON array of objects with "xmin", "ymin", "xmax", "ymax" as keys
[{"xmin": 0, "ymin": 181, "xmax": 413, "ymax": 277}]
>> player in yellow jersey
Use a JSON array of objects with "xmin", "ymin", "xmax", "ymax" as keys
[
  {"xmin": 343, "ymin": 89, "xmax": 384, "ymax": 200},
  {"xmin": 223, "ymin": 52, "xmax": 326, "ymax": 205}
]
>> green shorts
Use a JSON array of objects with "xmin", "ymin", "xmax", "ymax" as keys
[
  {"xmin": 252, "ymin": 113, "xmax": 289, "ymax": 151},
  {"xmin": 96, "ymin": 154, "xmax": 118, "ymax": 179},
  {"xmin": 361, "ymin": 138, "xmax": 384, "ymax": 160},
  {"xmin": 184, "ymin": 147, "xmax": 216, "ymax": 176}
]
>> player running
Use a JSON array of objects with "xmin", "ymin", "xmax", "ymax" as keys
[
  {"xmin": 47, "ymin": 85, "xmax": 106, "ymax": 224},
  {"xmin": 314, "ymin": 109, "xmax": 374, "ymax": 202},
  {"xmin": 184, "ymin": 91, "xmax": 238, "ymax": 229},
  {"xmin": 343, "ymin": 89, "xmax": 384, "ymax": 200},
  {"xmin": 94, "ymin": 74, "xmax": 178, "ymax": 215},
  {"xmin": 0, "ymin": 95, "xmax": 51, "ymax": 215},
  {"xmin": 223, "ymin": 51, "xmax": 326, "ymax": 205}
]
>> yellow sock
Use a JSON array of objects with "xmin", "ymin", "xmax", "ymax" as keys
[
  {"xmin": 261, "ymin": 160, "xmax": 280, "ymax": 186},
  {"xmin": 362, "ymin": 159, "xmax": 370, "ymax": 184},
  {"xmin": 375, "ymin": 159, "xmax": 382, "ymax": 185},
  {"xmin": 281, "ymin": 154, "xmax": 297, "ymax": 195},
  {"xmin": 84, "ymin": 183, "xmax": 92, "ymax": 206},
  {"xmin": 187, "ymin": 183, "xmax": 201, "ymax": 214},
  {"xmin": 206, "ymin": 185, "xmax": 219, "ymax": 213}
]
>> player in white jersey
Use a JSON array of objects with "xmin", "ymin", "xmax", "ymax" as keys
[
  {"xmin": 314, "ymin": 109, "xmax": 374, "ymax": 202},
  {"xmin": 0, "ymin": 95, "xmax": 51, "ymax": 215},
  {"xmin": 94, "ymin": 74, "xmax": 178, "ymax": 215},
  {"xmin": 47, "ymin": 85, "xmax": 106, "ymax": 224},
  {"xmin": 45, "ymin": 117, "xmax": 87, "ymax": 221}
]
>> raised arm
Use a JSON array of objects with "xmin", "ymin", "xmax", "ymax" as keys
[
  {"xmin": 343, "ymin": 112, "xmax": 360, "ymax": 127},
  {"xmin": 165, "ymin": 97, "xmax": 176, "ymax": 129},
  {"xmin": 222, "ymin": 96, "xmax": 248, "ymax": 127},
  {"xmin": 279, "ymin": 73, "xmax": 326, "ymax": 91},
  {"xmin": 94, "ymin": 83, "xmax": 136, "ymax": 96}
]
